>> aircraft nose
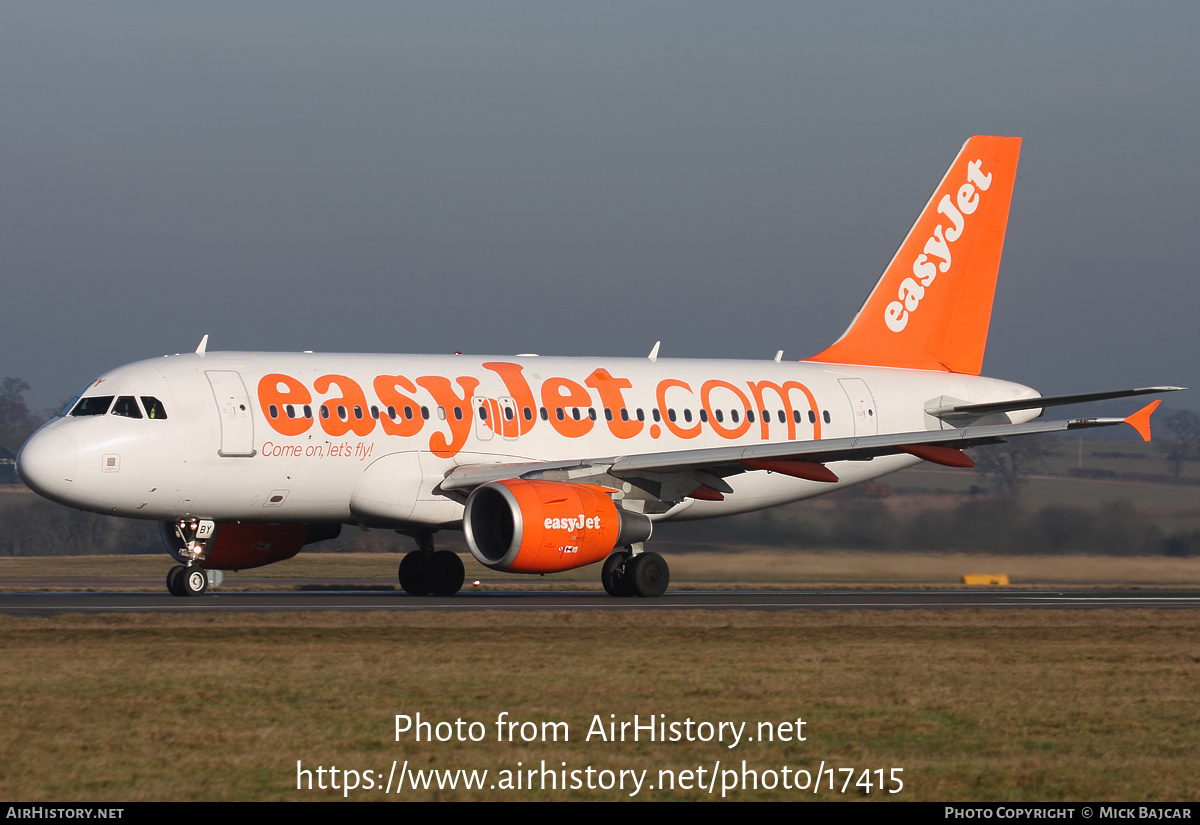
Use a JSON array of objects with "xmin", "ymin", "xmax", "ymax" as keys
[{"xmin": 17, "ymin": 429, "xmax": 79, "ymax": 497}]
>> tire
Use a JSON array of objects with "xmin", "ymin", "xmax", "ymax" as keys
[
  {"xmin": 183, "ymin": 566, "xmax": 208, "ymax": 597},
  {"xmin": 423, "ymin": 551, "xmax": 465, "ymax": 597},
  {"xmin": 629, "ymin": 552, "xmax": 669, "ymax": 598},
  {"xmin": 601, "ymin": 551, "xmax": 632, "ymax": 597},
  {"xmin": 166, "ymin": 566, "xmax": 186, "ymax": 597},
  {"xmin": 398, "ymin": 551, "xmax": 430, "ymax": 596}
]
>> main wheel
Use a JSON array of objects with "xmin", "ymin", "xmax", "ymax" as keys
[
  {"xmin": 629, "ymin": 552, "xmax": 669, "ymax": 598},
  {"xmin": 182, "ymin": 566, "xmax": 208, "ymax": 597},
  {"xmin": 601, "ymin": 551, "xmax": 632, "ymax": 597},
  {"xmin": 398, "ymin": 551, "xmax": 430, "ymax": 595},
  {"xmin": 423, "ymin": 551, "xmax": 465, "ymax": 596},
  {"xmin": 166, "ymin": 566, "xmax": 186, "ymax": 597}
]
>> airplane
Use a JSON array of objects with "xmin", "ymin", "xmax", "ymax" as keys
[{"xmin": 15, "ymin": 135, "xmax": 1182, "ymax": 598}]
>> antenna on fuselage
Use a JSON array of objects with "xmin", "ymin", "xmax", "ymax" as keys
[
  {"xmin": 648, "ymin": 341, "xmax": 660, "ymax": 362},
  {"xmin": 195, "ymin": 334, "xmax": 209, "ymax": 355}
]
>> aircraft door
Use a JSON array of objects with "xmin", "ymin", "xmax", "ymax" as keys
[
  {"xmin": 206, "ymin": 371, "xmax": 256, "ymax": 457},
  {"xmin": 838, "ymin": 378, "xmax": 878, "ymax": 437}
]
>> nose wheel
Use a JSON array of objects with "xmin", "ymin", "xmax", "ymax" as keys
[{"xmin": 166, "ymin": 565, "xmax": 209, "ymax": 597}]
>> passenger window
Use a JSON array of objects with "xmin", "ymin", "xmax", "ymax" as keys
[
  {"xmin": 285, "ymin": 405, "xmax": 295, "ymax": 419},
  {"xmin": 111, "ymin": 396, "xmax": 143, "ymax": 419},
  {"xmin": 268, "ymin": 405, "xmax": 279, "ymax": 419},
  {"xmin": 70, "ymin": 396, "xmax": 114, "ymax": 417},
  {"xmin": 823, "ymin": 410, "xmax": 831, "ymax": 423},
  {"xmin": 809, "ymin": 410, "xmax": 816, "ymax": 424},
  {"xmin": 141, "ymin": 397, "xmax": 168, "ymax": 420}
]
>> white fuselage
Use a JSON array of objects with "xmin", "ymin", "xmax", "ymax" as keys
[{"xmin": 17, "ymin": 351, "xmax": 1040, "ymax": 528}]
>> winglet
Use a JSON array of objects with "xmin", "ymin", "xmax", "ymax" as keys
[
  {"xmin": 1124, "ymin": 400, "xmax": 1161, "ymax": 442},
  {"xmin": 195, "ymin": 334, "xmax": 209, "ymax": 355},
  {"xmin": 648, "ymin": 341, "xmax": 660, "ymax": 362}
]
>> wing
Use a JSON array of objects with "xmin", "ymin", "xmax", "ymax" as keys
[{"xmin": 439, "ymin": 393, "xmax": 1173, "ymax": 509}]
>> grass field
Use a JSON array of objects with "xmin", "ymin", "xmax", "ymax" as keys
[{"xmin": 1, "ymin": 609, "xmax": 1197, "ymax": 801}]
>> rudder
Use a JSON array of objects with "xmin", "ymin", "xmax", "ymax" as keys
[{"xmin": 808, "ymin": 135, "xmax": 1022, "ymax": 375}]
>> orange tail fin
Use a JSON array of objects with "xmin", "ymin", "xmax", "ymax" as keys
[{"xmin": 808, "ymin": 135, "xmax": 1022, "ymax": 375}]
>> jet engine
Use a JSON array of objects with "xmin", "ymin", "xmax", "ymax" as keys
[
  {"xmin": 463, "ymin": 479, "xmax": 652, "ymax": 573},
  {"xmin": 160, "ymin": 521, "xmax": 342, "ymax": 570}
]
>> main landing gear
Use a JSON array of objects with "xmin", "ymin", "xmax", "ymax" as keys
[
  {"xmin": 602, "ymin": 548, "xmax": 669, "ymax": 598},
  {"xmin": 398, "ymin": 530, "xmax": 465, "ymax": 596}
]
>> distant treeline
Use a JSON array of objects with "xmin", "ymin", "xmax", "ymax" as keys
[
  {"xmin": 2, "ymin": 488, "xmax": 1198, "ymax": 558},
  {"xmin": 0, "ymin": 496, "xmax": 161, "ymax": 556},
  {"xmin": 657, "ymin": 497, "xmax": 1200, "ymax": 557}
]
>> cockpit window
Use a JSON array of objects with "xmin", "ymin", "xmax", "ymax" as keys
[
  {"xmin": 111, "ymin": 396, "xmax": 143, "ymax": 419},
  {"xmin": 70, "ymin": 396, "xmax": 114, "ymax": 417},
  {"xmin": 141, "ymin": 397, "xmax": 168, "ymax": 419}
]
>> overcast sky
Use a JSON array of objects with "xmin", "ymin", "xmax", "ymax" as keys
[{"xmin": 2, "ymin": 2, "xmax": 1197, "ymax": 414}]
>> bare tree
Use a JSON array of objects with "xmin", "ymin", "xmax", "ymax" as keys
[
  {"xmin": 1159, "ymin": 410, "xmax": 1200, "ymax": 481},
  {"xmin": 0, "ymin": 378, "xmax": 38, "ymax": 453},
  {"xmin": 972, "ymin": 436, "xmax": 1054, "ymax": 497}
]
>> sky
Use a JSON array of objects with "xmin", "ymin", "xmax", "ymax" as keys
[{"xmin": 2, "ymin": 2, "xmax": 1197, "ymax": 414}]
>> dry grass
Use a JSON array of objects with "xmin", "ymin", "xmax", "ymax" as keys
[{"xmin": 1, "ymin": 610, "xmax": 1198, "ymax": 801}]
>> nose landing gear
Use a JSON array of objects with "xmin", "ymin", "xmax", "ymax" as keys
[{"xmin": 161, "ymin": 518, "xmax": 216, "ymax": 597}]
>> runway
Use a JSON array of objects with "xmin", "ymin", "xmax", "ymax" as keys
[{"xmin": 3, "ymin": 588, "xmax": 1199, "ymax": 615}]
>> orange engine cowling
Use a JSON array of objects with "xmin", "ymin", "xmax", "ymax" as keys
[{"xmin": 463, "ymin": 479, "xmax": 652, "ymax": 573}]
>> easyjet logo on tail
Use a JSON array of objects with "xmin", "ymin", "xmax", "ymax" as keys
[
  {"xmin": 884, "ymin": 159, "xmax": 993, "ymax": 333},
  {"xmin": 808, "ymin": 134, "xmax": 1021, "ymax": 376}
]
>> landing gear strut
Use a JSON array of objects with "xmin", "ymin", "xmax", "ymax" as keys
[
  {"xmin": 602, "ymin": 548, "xmax": 669, "ymax": 598},
  {"xmin": 398, "ymin": 530, "xmax": 465, "ymax": 596}
]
